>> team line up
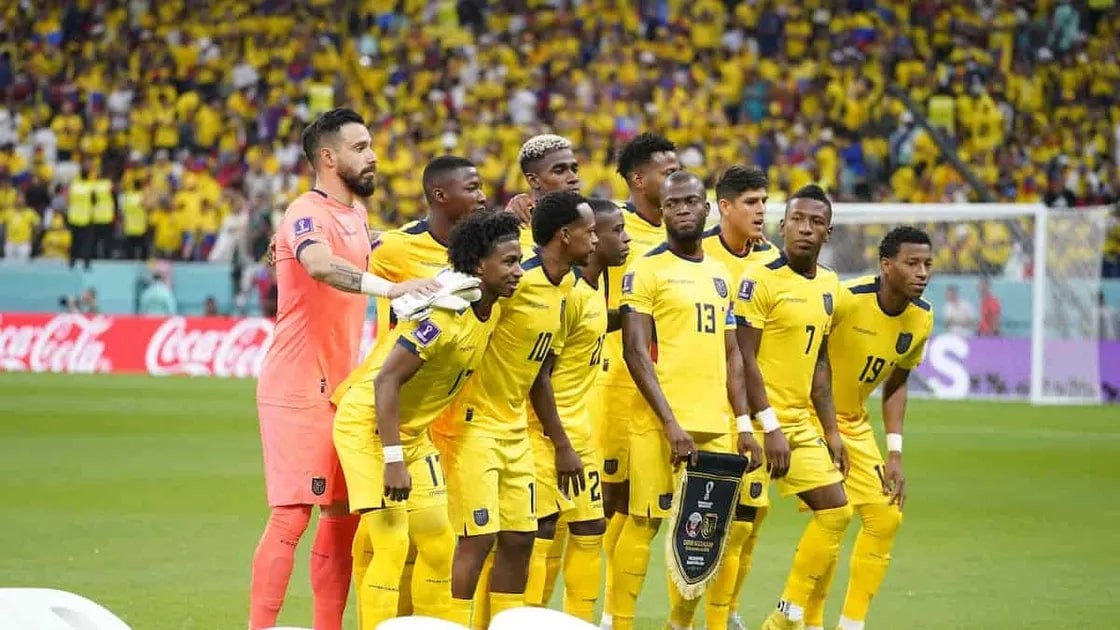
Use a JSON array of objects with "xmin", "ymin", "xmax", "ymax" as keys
[{"xmin": 248, "ymin": 108, "xmax": 936, "ymax": 630}]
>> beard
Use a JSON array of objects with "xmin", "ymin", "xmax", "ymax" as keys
[
  {"xmin": 667, "ymin": 221, "xmax": 705, "ymax": 243},
  {"xmin": 341, "ymin": 166, "xmax": 377, "ymax": 198}
]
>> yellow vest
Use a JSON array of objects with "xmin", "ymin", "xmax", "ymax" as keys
[
  {"xmin": 121, "ymin": 191, "xmax": 147, "ymax": 236},
  {"xmin": 308, "ymin": 83, "xmax": 334, "ymax": 117},
  {"xmin": 68, "ymin": 179, "xmax": 93, "ymax": 227},
  {"xmin": 91, "ymin": 178, "xmax": 115, "ymax": 224},
  {"xmin": 927, "ymin": 95, "xmax": 956, "ymax": 136}
]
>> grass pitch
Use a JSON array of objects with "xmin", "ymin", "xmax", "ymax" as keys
[{"xmin": 0, "ymin": 373, "xmax": 1116, "ymax": 629}]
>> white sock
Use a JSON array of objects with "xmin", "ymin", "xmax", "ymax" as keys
[
  {"xmin": 777, "ymin": 600, "xmax": 804, "ymax": 622},
  {"xmin": 599, "ymin": 612, "xmax": 613, "ymax": 630},
  {"xmin": 838, "ymin": 616, "xmax": 865, "ymax": 630}
]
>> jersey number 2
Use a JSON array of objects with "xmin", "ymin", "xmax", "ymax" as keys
[
  {"xmin": 694, "ymin": 303, "xmax": 717, "ymax": 333},
  {"xmin": 589, "ymin": 334, "xmax": 605, "ymax": 366}
]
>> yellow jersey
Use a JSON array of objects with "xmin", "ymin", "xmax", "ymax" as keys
[
  {"xmin": 620, "ymin": 243, "xmax": 736, "ymax": 436},
  {"xmin": 825, "ymin": 275, "xmax": 934, "ymax": 436},
  {"xmin": 701, "ymin": 225, "xmax": 781, "ymax": 282},
  {"xmin": 368, "ymin": 218, "xmax": 451, "ymax": 348},
  {"xmin": 601, "ymin": 202, "xmax": 666, "ymax": 388},
  {"xmin": 343, "ymin": 306, "xmax": 499, "ymax": 443},
  {"xmin": 733, "ymin": 253, "xmax": 841, "ymax": 427},
  {"xmin": 528, "ymin": 275, "xmax": 607, "ymax": 452},
  {"xmin": 439, "ymin": 255, "xmax": 577, "ymax": 438}
]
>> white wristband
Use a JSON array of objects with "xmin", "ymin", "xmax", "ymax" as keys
[
  {"xmin": 383, "ymin": 445, "xmax": 404, "ymax": 463},
  {"xmin": 360, "ymin": 272, "xmax": 394, "ymax": 297},
  {"xmin": 735, "ymin": 414, "xmax": 752, "ymax": 433},
  {"xmin": 886, "ymin": 433, "xmax": 903, "ymax": 453},
  {"xmin": 755, "ymin": 407, "xmax": 780, "ymax": 433}
]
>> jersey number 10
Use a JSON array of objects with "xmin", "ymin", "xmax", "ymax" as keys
[{"xmin": 528, "ymin": 332, "xmax": 554, "ymax": 362}]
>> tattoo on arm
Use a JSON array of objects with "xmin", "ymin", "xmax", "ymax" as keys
[{"xmin": 327, "ymin": 263, "xmax": 364, "ymax": 293}]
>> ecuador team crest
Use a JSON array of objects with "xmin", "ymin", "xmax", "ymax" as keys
[
  {"xmin": 823, "ymin": 292, "xmax": 834, "ymax": 315},
  {"xmin": 896, "ymin": 332, "xmax": 914, "ymax": 354},
  {"xmin": 713, "ymin": 277, "xmax": 728, "ymax": 298}
]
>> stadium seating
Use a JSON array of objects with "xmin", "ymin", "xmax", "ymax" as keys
[
  {"xmin": 0, "ymin": 588, "xmax": 131, "ymax": 630},
  {"xmin": 488, "ymin": 607, "xmax": 598, "ymax": 630}
]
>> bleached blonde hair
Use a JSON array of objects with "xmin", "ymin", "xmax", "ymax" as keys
[{"xmin": 517, "ymin": 134, "xmax": 573, "ymax": 174}]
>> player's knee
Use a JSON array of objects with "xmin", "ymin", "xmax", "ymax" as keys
[
  {"xmin": 321, "ymin": 499, "xmax": 351, "ymax": 517},
  {"xmin": 568, "ymin": 518, "xmax": 606, "ymax": 536},
  {"xmin": 815, "ymin": 503, "xmax": 855, "ymax": 534},
  {"xmin": 536, "ymin": 513, "xmax": 560, "ymax": 540},
  {"xmin": 859, "ymin": 504, "xmax": 903, "ymax": 539},
  {"xmin": 496, "ymin": 530, "xmax": 535, "ymax": 558},
  {"xmin": 269, "ymin": 505, "xmax": 314, "ymax": 541},
  {"xmin": 364, "ymin": 512, "xmax": 411, "ymax": 566}
]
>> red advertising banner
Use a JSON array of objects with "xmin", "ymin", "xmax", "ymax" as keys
[{"xmin": 0, "ymin": 313, "xmax": 377, "ymax": 377}]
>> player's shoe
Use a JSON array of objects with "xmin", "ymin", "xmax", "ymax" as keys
[
  {"xmin": 760, "ymin": 610, "xmax": 805, "ymax": 630},
  {"xmin": 728, "ymin": 613, "xmax": 749, "ymax": 630}
]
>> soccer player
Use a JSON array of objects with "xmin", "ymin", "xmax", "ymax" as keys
[
  {"xmin": 508, "ymin": 134, "xmax": 583, "ymax": 251},
  {"xmin": 610, "ymin": 171, "xmax": 762, "ymax": 630},
  {"xmin": 800, "ymin": 226, "xmax": 934, "ymax": 630},
  {"xmin": 599, "ymin": 132, "xmax": 680, "ymax": 628},
  {"xmin": 733, "ymin": 184, "xmax": 851, "ymax": 630},
  {"xmin": 434, "ymin": 190, "xmax": 598, "ymax": 628},
  {"xmin": 331, "ymin": 154, "xmax": 487, "ymax": 621},
  {"xmin": 250, "ymin": 108, "xmax": 437, "ymax": 630},
  {"xmin": 524, "ymin": 197, "xmax": 632, "ymax": 620},
  {"xmin": 699, "ymin": 166, "xmax": 781, "ymax": 630},
  {"xmin": 332, "ymin": 210, "xmax": 525, "ymax": 627}
]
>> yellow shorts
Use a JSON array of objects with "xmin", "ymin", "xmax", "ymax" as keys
[
  {"xmin": 333, "ymin": 392, "xmax": 446, "ymax": 513},
  {"xmin": 436, "ymin": 431, "xmax": 537, "ymax": 536},
  {"xmin": 628, "ymin": 428, "xmax": 734, "ymax": 519},
  {"xmin": 531, "ymin": 432, "xmax": 605, "ymax": 523},
  {"xmin": 841, "ymin": 430, "xmax": 890, "ymax": 506},
  {"xmin": 774, "ymin": 421, "xmax": 845, "ymax": 498},
  {"xmin": 738, "ymin": 430, "xmax": 771, "ymax": 509},
  {"xmin": 592, "ymin": 383, "xmax": 635, "ymax": 484}
]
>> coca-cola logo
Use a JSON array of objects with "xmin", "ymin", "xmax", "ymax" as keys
[
  {"xmin": 0, "ymin": 314, "xmax": 112, "ymax": 373},
  {"xmin": 145, "ymin": 317, "xmax": 275, "ymax": 378}
]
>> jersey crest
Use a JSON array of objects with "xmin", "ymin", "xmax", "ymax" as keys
[
  {"xmin": 823, "ymin": 292, "xmax": 834, "ymax": 315},
  {"xmin": 413, "ymin": 319, "xmax": 442, "ymax": 346},
  {"xmin": 738, "ymin": 278, "xmax": 756, "ymax": 301},
  {"xmin": 713, "ymin": 277, "xmax": 728, "ymax": 298},
  {"xmin": 896, "ymin": 331, "xmax": 913, "ymax": 354}
]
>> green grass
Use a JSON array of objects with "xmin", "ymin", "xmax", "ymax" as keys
[{"xmin": 0, "ymin": 373, "xmax": 1116, "ymax": 629}]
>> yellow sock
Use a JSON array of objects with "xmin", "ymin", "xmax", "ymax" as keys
[
  {"xmin": 608, "ymin": 515, "xmax": 659, "ymax": 629},
  {"xmin": 803, "ymin": 550, "xmax": 838, "ymax": 628},
  {"xmin": 408, "ymin": 505, "xmax": 455, "ymax": 619},
  {"xmin": 667, "ymin": 571, "xmax": 701, "ymax": 628},
  {"xmin": 351, "ymin": 522, "xmax": 375, "ymax": 630},
  {"xmin": 448, "ymin": 597, "xmax": 473, "ymax": 627},
  {"xmin": 780, "ymin": 505, "xmax": 853, "ymax": 616},
  {"xmin": 601, "ymin": 511, "xmax": 627, "ymax": 617},
  {"xmin": 524, "ymin": 537, "xmax": 552, "ymax": 606},
  {"xmin": 842, "ymin": 504, "xmax": 903, "ymax": 622},
  {"xmin": 471, "ymin": 551, "xmax": 494, "ymax": 630},
  {"xmin": 562, "ymin": 533, "xmax": 603, "ymax": 622},
  {"xmin": 358, "ymin": 509, "xmax": 410, "ymax": 627},
  {"xmin": 489, "ymin": 591, "xmax": 524, "ymax": 620},
  {"xmin": 704, "ymin": 520, "xmax": 754, "ymax": 630},
  {"xmin": 397, "ymin": 548, "xmax": 417, "ymax": 615},
  {"xmin": 543, "ymin": 525, "xmax": 568, "ymax": 604},
  {"xmin": 729, "ymin": 505, "xmax": 767, "ymax": 618}
]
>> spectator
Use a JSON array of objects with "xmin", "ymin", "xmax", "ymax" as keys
[
  {"xmin": 943, "ymin": 285, "xmax": 977, "ymax": 337},
  {"xmin": 977, "ymin": 277, "xmax": 1003, "ymax": 336},
  {"xmin": 2, "ymin": 192, "xmax": 40, "ymax": 261},
  {"xmin": 203, "ymin": 295, "xmax": 221, "ymax": 317},
  {"xmin": 139, "ymin": 273, "xmax": 178, "ymax": 316}
]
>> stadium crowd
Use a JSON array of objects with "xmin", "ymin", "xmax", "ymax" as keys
[{"xmin": 0, "ymin": 0, "xmax": 1118, "ymax": 276}]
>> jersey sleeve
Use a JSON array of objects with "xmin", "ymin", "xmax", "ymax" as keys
[
  {"xmin": 733, "ymin": 266, "xmax": 773, "ymax": 329},
  {"xmin": 898, "ymin": 309, "xmax": 935, "ymax": 370},
  {"xmin": 284, "ymin": 199, "xmax": 331, "ymax": 260},
  {"xmin": 369, "ymin": 231, "xmax": 405, "ymax": 280},
  {"xmin": 619, "ymin": 259, "xmax": 657, "ymax": 316},
  {"xmin": 396, "ymin": 310, "xmax": 455, "ymax": 362}
]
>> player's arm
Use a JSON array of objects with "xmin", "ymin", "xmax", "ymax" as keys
[
  {"xmin": 880, "ymin": 366, "xmax": 909, "ymax": 508},
  {"xmin": 606, "ymin": 309, "xmax": 622, "ymax": 333},
  {"xmin": 621, "ymin": 309, "xmax": 697, "ymax": 465},
  {"xmin": 811, "ymin": 335, "xmax": 848, "ymax": 476},
  {"xmin": 726, "ymin": 327, "xmax": 762, "ymax": 471},
  {"xmin": 372, "ymin": 341, "xmax": 427, "ymax": 502},
  {"xmin": 297, "ymin": 241, "xmax": 435, "ymax": 298},
  {"xmin": 734, "ymin": 272, "xmax": 790, "ymax": 477},
  {"xmin": 529, "ymin": 352, "xmax": 585, "ymax": 496}
]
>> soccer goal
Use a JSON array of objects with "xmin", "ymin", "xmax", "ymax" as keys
[{"xmin": 748, "ymin": 202, "xmax": 1114, "ymax": 406}]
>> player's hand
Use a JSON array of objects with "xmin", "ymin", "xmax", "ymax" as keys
[
  {"xmin": 388, "ymin": 277, "xmax": 442, "ymax": 299},
  {"xmin": 737, "ymin": 431, "xmax": 764, "ymax": 473},
  {"xmin": 762, "ymin": 429, "xmax": 791, "ymax": 478},
  {"xmin": 384, "ymin": 461, "xmax": 411, "ymax": 502},
  {"xmin": 884, "ymin": 451, "xmax": 906, "ymax": 510},
  {"xmin": 666, "ymin": 421, "xmax": 698, "ymax": 467},
  {"xmin": 266, "ymin": 234, "xmax": 277, "ymax": 267},
  {"xmin": 368, "ymin": 228, "xmax": 382, "ymax": 243},
  {"xmin": 825, "ymin": 429, "xmax": 849, "ymax": 478},
  {"xmin": 504, "ymin": 193, "xmax": 534, "ymax": 225},
  {"xmin": 555, "ymin": 444, "xmax": 586, "ymax": 498}
]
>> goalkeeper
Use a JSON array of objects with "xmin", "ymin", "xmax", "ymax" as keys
[{"xmin": 332, "ymin": 209, "xmax": 524, "ymax": 626}]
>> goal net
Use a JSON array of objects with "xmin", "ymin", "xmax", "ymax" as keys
[{"xmin": 746, "ymin": 203, "xmax": 1114, "ymax": 405}]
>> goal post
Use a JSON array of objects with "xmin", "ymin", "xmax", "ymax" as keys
[{"xmin": 729, "ymin": 201, "xmax": 1113, "ymax": 405}]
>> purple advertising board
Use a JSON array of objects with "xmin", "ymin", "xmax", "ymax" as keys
[{"xmin": 912, "ymin": 335, "xmax": 1120, "ymax": 402}]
